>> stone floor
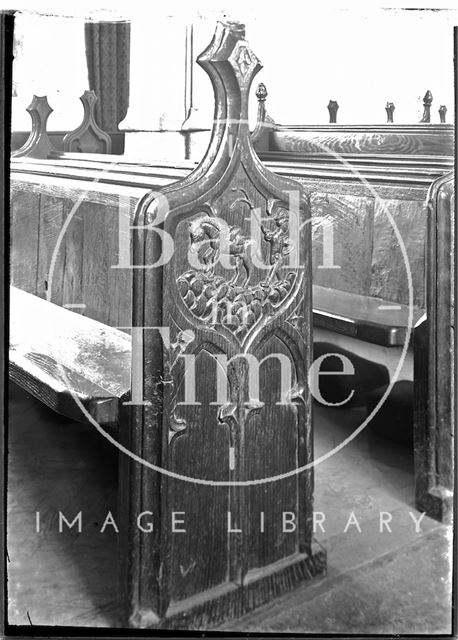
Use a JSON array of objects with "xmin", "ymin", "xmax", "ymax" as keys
[{"xmin": 6, "ymin": 383, "xmax": 452, "ymax": 633}]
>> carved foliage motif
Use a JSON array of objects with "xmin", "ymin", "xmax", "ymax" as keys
[
  {"xmin": 176, "ymin": 191, "xmax": 297, "ymax": 341},
  {"xmin": 127, "ymin": 22, "xmax": 314, "ymax": 620}
]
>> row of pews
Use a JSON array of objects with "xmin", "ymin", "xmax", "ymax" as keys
[
  {"xmin": 253, "ymin": 87, "xmax": 454, "ymax": 522},
  {"xmin": 8, "ymin": 20, "xmax": 454, "ymax": 629},
  {"xmin": 12, "ymin": 91, "xmax": 114, "ymax": 157}
]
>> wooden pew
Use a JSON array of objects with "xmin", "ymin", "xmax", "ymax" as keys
[
  {"xmin": 251, "ymin": 87, "xmax": 454, "ymax": 522},
  {"xmin": 11, "ymin": 97, "xmax": 454, "ymax": 530},
  {"xmin": 12, "ymin": 90, "xmax": 120, "ymax": 156},
  {"xmin": 10, "ymin": 22, "xmax": 325, "ymax": 628},
  {"xmin": 10, "ymin": 19, "xmax": 454, "ymax": 519},
  {"xmin": 12, "ymin": 143, "xmax": 451, "ymax": 346},
  {"xmin": 252, "ymin": 102, "xmax": 453, "ymax": 351},
  {"xmin": 414, "ymin": 171, "xmax": 454, "ymax": 523},
  {"xmin": 10, "ymin": 160, "xmax": 183, "ymax": 325}
]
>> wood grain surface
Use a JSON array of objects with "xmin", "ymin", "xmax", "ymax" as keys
[
  {"xmin": 270, "ymin": 125, "xmax": 453, "ymax": 156},
  {"xmin": 370, "ymin": 198, "xmax": 426, "ymax": 307},
  {"xmin": 413, "ymin": 172, "xmax": 454, "ymax": 523},
  {"xmin": 11, "ymin": 150, "xmax": 440, "ymax": 338},
  {"xmin": 10, "ymin": 286, "xmax": 131, "ymax": 424},
  {"xmin": 310, "ymin": 192, "xmax": 374, "ymax": 295},
  {"xmin": 120, "ymin": 22, "xmax": 322, "ymax": 628}
]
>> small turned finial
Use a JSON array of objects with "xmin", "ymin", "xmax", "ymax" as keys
[
  {"xmin": 255, "ymin": 82, "xmax": 268, "ymax": 126},
  {"xmin": 327, "ymin": 100, "xmax": 339, "ymax": 123},
  {"xmin": 256, "ymin": 82, "xmax": 267, "ymax": 102},
  {"xmin": 385, "ymin": 102, "xmax": 395, "ymax": 123},
  {"xmin": 420, "ymin": 90, "xmax": 433, "ymax": 123},
  {"xmin": 252, "ymin": 82, "xmax": 275, "ymax": 150},
  {"xmin": 13, "ymin": 95, "xmax": 59, "ymax": 159},
  {"xmin": 439, "ymin": 105, "xmax": 447, "ymax": 123}
]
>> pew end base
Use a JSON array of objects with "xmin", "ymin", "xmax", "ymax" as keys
[
  {"xmin": 415, "ymin": 485, "xmax": 453, "ymax": 525},
  {"xmin": 125, "ymin": 546, "xmax": 327, "ymax": 630}
]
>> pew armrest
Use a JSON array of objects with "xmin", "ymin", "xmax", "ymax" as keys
[
  {"xmin": 312, "ymin": 285, "xmax": 424, "ymax": 347},
  {"xmin": 9, "ymin": 286, "xmax": 131, "ymax": 424}
]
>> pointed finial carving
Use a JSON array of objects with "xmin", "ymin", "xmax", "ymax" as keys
[
  {"xmin": 327, "ymin": 100, "xmax": 339, "ymax": 123},
  {"xmin": 13, "ymin": 95, "xmax": 59, "ymax": 159},
  {"xmin": 438, "ymin": 105, "xmax": 447, "ymax": 123},
  {"xmin": 156, "ymin": 19, "xmax": 264, "ymax": 169},
  {"xmin": 420, "ymin": 90, "xmax": 433, "ymax": 123},
  {"xmin": 385, "ymin": 102, "xmax": 395, "ymax": 123},
  {"xmin": 197, "ymin": 21, "xmax": 261, "ymax": 129},
  {"xmin": 63, "ymin": 90, "xmax": 112, "ymax": 154}
]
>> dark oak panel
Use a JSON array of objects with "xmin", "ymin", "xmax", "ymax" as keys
[
  {"xmin": 167, "ymin": 350, "xmax": 231, "ymax": 603},
  {"xmin": 121, "ymin": 22, "xmax": 320, "ymax": 627},
  {"xmin": 10, "ymin": 181, "xmax": 141, "ymax": 328},
  {"xmin": 249, "ymin": 89, "xmax": 453, "ymax": 347},
  {"xmin": 370, "ymin": 198, "xmax": 427, "ymax": 308},
  {"xmin": 310, "ymin": 192, "xmax": 374, "ymax": 295},
  {"xmin": 61, "ymin": 199, "xmax": 84, "ymax": 313},
  {"xmin": 37, "ymin": 194, "xmax": 65, "ymax": 304},
  {"xmin": 414, "ymin": 172, "xmax": 454, "ymax": 523},
  {"xmin": 11, "ymin": 190, "xmax": 40, "ymax": 293}
]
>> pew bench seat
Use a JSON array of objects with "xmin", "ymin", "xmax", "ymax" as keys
[
  {"xmin": 312, "ymin": 285, "xmax": 424, "ymax": 347},
  {"xmin": 9, "ymin": 286, "xmax": 131, "ymax": 425}
]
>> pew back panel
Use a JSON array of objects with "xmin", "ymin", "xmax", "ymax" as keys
[
  {"xmin": 260, "ymin": 155, "xmax": 452, "ymax": 348},
  {"xmin": 10, "ymin": 176, "xmax": 151, "ymax": 328},
  {"xmin": 12, "ymin": 112, "xmax": 453, "ymax": 348},
  {"xmin": 253, "ymin": 98, "xmax": 453, "ymax": 347}
]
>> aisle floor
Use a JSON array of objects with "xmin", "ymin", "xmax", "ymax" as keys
[{"xmin": 6, "ymin": 383, "xmax": 452, "ymax": 633}]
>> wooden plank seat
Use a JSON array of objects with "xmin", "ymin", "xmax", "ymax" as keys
[
  {"xmin": 10, "ymin": 286, "xmax": 131, "ymax": 425},
  {"xmin": 313, "ymin": 285, "xmax": 424, "ymax": 347}
]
